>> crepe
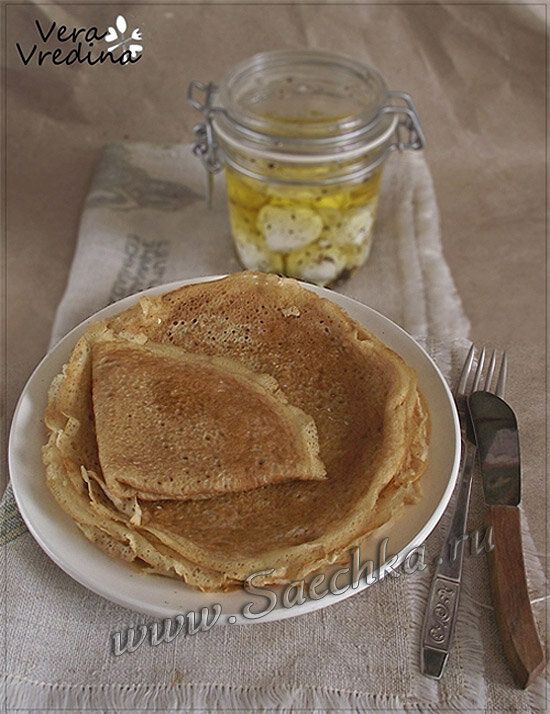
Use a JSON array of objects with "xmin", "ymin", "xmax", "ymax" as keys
[
  {"xmin": 91, "ymin": 339, "xmax": 326, "ymax": 501},
  {"xmin": 43, "ymin": 271, "xmax": 430, "ymax": 592}
]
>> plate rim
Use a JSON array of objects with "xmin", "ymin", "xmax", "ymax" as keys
[{"xmin": 8, "ymin": 275, "xmax": 461, "ymax": 624}]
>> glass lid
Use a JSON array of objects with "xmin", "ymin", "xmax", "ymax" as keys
[{"xmin": 216, "ymin": 50, "xmax": 390, "ymax": 141}]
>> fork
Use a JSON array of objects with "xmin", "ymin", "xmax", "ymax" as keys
[{"xmin": 420, "ymin": 344, "xmax": 506, "ymax": 679}]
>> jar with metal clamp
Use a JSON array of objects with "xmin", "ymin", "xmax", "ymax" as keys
[{"xmin": 188, "ymin": 50, "xmax": 424, "ymax": 287}]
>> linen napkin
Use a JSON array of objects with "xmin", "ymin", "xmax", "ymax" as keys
[{"xmin": 2, "ymin": 144, "xmax": 546, "ymax": 712}]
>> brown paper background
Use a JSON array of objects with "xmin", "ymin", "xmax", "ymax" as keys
[{"xmin": 4, "ymin": 2, "xmax": 546, "ymax": 564}]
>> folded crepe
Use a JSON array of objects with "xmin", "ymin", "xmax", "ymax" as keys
[
  {"xmin": 43, "ymin": 272, "xmax": 430, "ymax": 592},
  {"xmin": 91, "ymin": 339, "xmax": 326, "ymax": 501}
]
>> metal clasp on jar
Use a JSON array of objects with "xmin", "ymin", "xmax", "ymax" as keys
[
  {"xmin": 187, "ymin": 80, "xmax": 222, "ymax": 206},
  {"xmin": 385, "ymin": 92, "xmax": 425, "ymax": 152}
]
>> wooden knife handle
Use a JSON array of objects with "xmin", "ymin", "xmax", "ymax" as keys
[{"xmin": 485, "ymin": 504, "xmax": 545, "ymax": 688}]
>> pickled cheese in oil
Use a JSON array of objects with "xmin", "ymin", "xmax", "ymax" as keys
[{"xmin": 226, "ymin": 165, "xmax": 382, "ymax": 286}]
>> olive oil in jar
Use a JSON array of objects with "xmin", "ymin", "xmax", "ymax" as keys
[{"xmin": 226, "ymin": 165, "xmax": 382, "ymax": 286}]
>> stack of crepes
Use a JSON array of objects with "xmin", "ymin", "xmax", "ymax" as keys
[{"xmin": 42, "ymin": 272, "xmax": 430, "ymax": 592}]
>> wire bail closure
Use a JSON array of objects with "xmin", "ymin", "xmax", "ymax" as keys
[
  {"xmin": 187, "ymin": 81, "xmax": 221, "ymax": 207},
  {"xmin": 187, "ymin": 80, "xmax": 425, "ymax": 207},
  {"xmin": 385, "ymin": 91, "xmax": 425, "ymax": 152}
]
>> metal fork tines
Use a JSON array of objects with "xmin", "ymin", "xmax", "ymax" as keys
[
  {"xmin": 420, "ymin": 345, "xmax": 507, "ymax": 680},
  {"xmin": 456, "ymin": 346, "xmax": 507, "ymax": 412}
]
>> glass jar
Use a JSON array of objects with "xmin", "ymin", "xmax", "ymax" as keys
[{"xmin": 188, "ymin": 50, "xmax": 424, "ymax": 287}]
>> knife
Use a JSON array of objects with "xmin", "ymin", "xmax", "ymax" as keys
[{"xmin": 468, "ymin": 390, "xmax": 545, "ymax": 688}]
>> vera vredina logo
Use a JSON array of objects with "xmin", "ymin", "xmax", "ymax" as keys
[{"xmin": 16, "ymin": 14, "xmax": 143, "ymax": 66}]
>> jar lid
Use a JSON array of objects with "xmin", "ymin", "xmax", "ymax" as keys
[
  {"xmin": 188, "ymin": 50, "xmax": 424, "ymax": 185},
  {"xmin": 211, "ymin": 50, "xmax": 397, "ymax": 162}
]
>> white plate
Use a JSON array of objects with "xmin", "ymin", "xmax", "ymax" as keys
[{"xmin": 9, "ymin": 276, "xmax": 460, "ymax": 624}]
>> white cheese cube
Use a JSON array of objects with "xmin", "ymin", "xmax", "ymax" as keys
[{"xmin": 257, "ymin": 205, "xmax": 323, "ymax": 253}]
